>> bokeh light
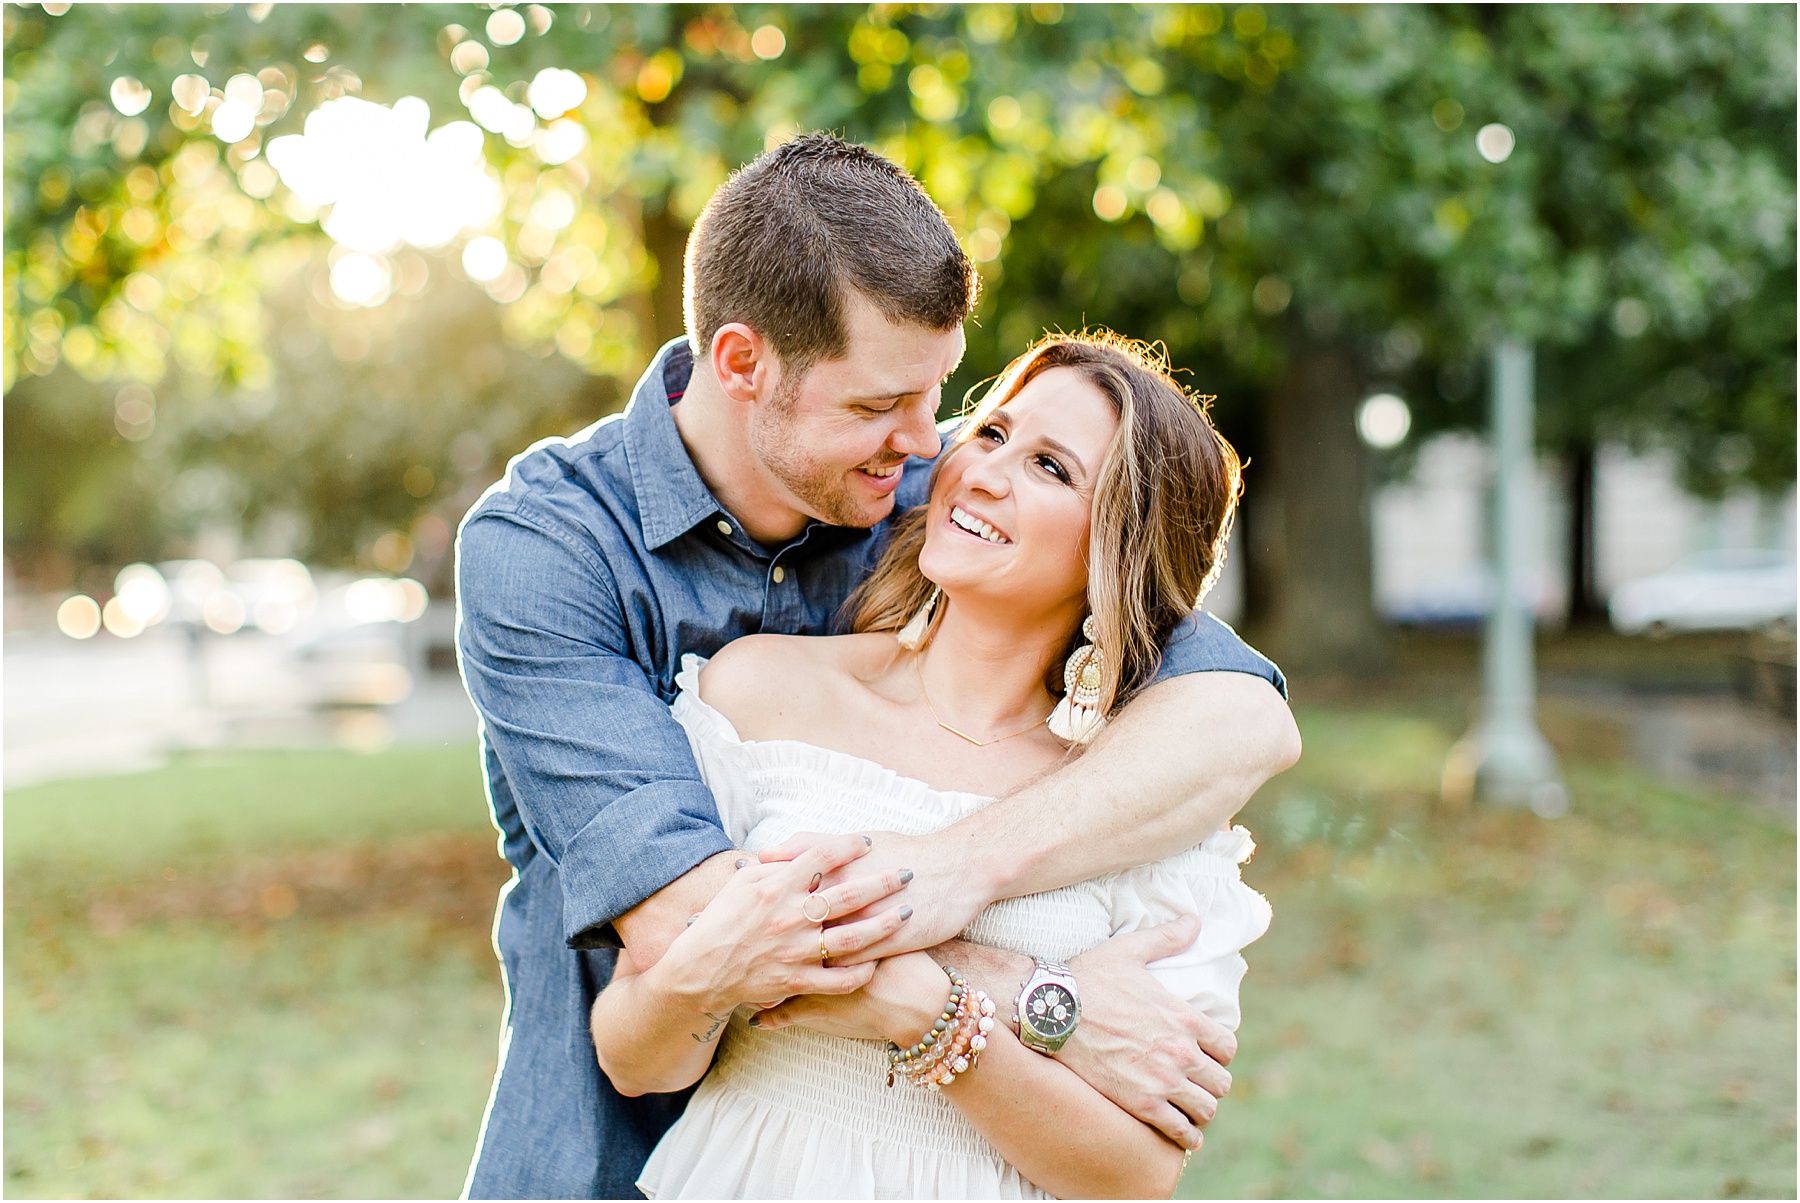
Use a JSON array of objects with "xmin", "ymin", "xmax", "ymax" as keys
[
  {"xmin": 224, "ymin": 73, "xmax": 264, "ymax": 112},
  {"xmin": 329, "ymin": 251, "xmax": 394, "ymax": 307},
  {"xmin": 101, "ymin": 596, "xmax": 145, "ymax": 638},
  {"xmin": 486, "ymin": 8, "xmax": 525, "ymax": 46},
  {"xmin": 1253, "ymin": 275, "xmax": 1293, "ymax": 315},
  {"xmin": 1126, "ymin": 155, "xmax": 1161, "ymax": 191},
  {"xmin": 344, "ymin": 577, "xmax": 430, "ymax": 624},
  {"xmin": 114, "ymin": 384, "xmax": 155, "ymax": 441},
  {"xmin": 265, "ymin": 97, "xmax": 501, "ymax": 257},
  {"xmin": 752, "ymin": 25, "xmax": 787, "ymax": 59},
  {"xmin": 56, "ymin": 595, "xmax": 102, "ymax": 639},
  {"xmin": 527, "ymin": 68, "xmax": 587, "ymax": 120},
  {"xmin": 450, "ymin": 39, "xmax": 489, "ymax": 75},
  {"xmin": 1357, "ymin": 393, "xmax": 1413, "ymax": 449},
  {"xmin": 534, "ymin": 118, "xmax": 588, "ymax": 166},
  {"xmin": 467, "ymin": 85, "xmax": 536, "ymax": 144},
  {"xmin": 1092, "ymin": 184, "xmax": 1128, "ymax": 221},
  {"xmin": 1612, "ymin": 297, "xmax": 1651, "ymax": 338},
  {"xmin": 114, "ymin": 564, "xmax": 172, "ymax": 626},
  {"xmin": 171, "ymin": 559, "xmax": 226, "ymax": 609},
  {"xmin": 203, "ymin": 590, "xmax": 247, "ymax": 634},
  {"xmin": 172, "ymin": 73, "xmax": 209, "ymax": 114},
  {"xmin": 109, "ymin": 76, "xmax": 151, "ymax": 116},
  {"xmin": 1476, "ymin": 123, "xmax": 1516, "ymax": 163},
  {"xmin": 211, "ymin": 99, "xmax": 257, "ymax": 144},
  {"xmin": 462, "ymin": 236, "xmax": 509, "ymax": 282}
]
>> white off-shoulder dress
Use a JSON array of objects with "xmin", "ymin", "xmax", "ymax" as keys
[{"xmin": 636, "ymin": 656, "xmax": 1272, "ymax": 1200}]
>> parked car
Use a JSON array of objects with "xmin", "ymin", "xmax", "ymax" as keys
[{"xmin": 1609, "ymin": 549, "xmax": 1797, "ymax": 638}]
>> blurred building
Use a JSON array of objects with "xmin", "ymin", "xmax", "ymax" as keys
[{"xmin": 1373, "ymin": 435, "xmax": 1797, "ymax": 627}]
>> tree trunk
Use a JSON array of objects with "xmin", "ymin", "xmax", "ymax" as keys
[
  {"xmin": 1257, "ymin": 338, "xmax": 1389, "ymax": 679},
  {"xmin": 1566, "ymin": 439, "xmax": 1604, "ymax": 624}
]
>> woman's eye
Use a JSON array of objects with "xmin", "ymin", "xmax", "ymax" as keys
[
  {"xmin": 976, "ymin": 423, "xmax": 1005, "ymax": 443},
  {"xmin": 1036, "ymin": 454, "xmax": 1072, "ymax": 484}
]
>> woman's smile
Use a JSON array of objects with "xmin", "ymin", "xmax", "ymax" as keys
[{"xmin": 948, "ymin": 504, "xmax": 1011, "ymax": 545}]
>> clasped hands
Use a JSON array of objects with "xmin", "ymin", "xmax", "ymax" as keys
[{"xmin": 668, "ymin": 829, "xmax": 1233, "ymax": 1151}]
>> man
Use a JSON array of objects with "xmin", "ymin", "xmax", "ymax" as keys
[{"xmin": 457, "ymin": 133, "xmax": 1299, "ymax": 1199}]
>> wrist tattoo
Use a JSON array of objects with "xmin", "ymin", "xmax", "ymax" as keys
[{"xmin": 690, "ymin": 1010, "xmax": 731, "ymax": 1044}]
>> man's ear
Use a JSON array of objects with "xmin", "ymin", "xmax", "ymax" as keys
[{"xmin": 710, "ymin": 323, "xmax": 772, "ymax": 406}]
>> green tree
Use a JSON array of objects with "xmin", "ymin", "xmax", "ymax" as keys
[{"xmin": 6, "ymin": 4, "xmax": 1792, "ymax": 675}]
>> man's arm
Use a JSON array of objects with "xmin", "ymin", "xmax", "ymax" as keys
[
  {"xmin": 997, "ymin": 667, "xmax": 1298, "ymax": 895},
  {"xmin": 789, "ymin": 666, "xmax": 1299, "ymax": 960},
  {"xmin": 457, "ymin": 507, "xmax": 736, "ymax": 947}
]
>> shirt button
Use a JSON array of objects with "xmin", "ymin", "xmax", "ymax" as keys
[
  {"xmin": 716, "ymin": 520, "xmax": 733, "ymax": 536},
  {"xmin": 772, "ymin": 566, "xmax": 786, "ymax": 584}
]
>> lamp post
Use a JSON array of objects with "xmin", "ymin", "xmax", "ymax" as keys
[{"xmin": 1447, "ymin": 339, "xmax": 1568, "ymax": 816}]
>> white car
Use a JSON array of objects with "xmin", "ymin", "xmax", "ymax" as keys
[{"xmin": 1609, "ymin": 549, "xmax": 1797, "ymax": 638}]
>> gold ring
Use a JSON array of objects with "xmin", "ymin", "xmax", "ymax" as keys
[
  {"xmin": 801, "ymin": 893, "xmax": 832, "ymax": 924},
  {"xmin": 820, "ymin": 940, "xmax": 830, "ymax": 964}
]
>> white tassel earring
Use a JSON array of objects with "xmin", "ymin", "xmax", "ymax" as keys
[
  {"xmin": 895, "ymin": 585, "xmax": 942, "ymax": 651},
  {"xmin": 1048, "ymin": 615, "xmax": 1109, "ymax": 744}
]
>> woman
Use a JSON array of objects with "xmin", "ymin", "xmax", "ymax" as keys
[{"xmin": 592, "ymin": 333, "xmax": 1272, "ymax": 1199}]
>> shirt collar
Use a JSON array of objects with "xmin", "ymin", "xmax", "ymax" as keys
[
  {"xmin": 623, "ymin": 335, "xmax": 880, "ymax": 558},
  {"xmin": 624, "ymin": 338, "xmax": 727, "ymax": 551}
]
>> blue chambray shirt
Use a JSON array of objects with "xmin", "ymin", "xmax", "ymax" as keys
[{"xmin": 455, "ymin": 338, "xmax": 1285, "ymax": 1199}]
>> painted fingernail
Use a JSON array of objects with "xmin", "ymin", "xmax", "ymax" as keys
[
  {"xmin": 898, "ymin": 905, "xmax": 913, "ymax": 920},
  {"xmin": 808, "ymin": 872, "xmax": 823, "ymax": 891},
  {"xmin": 862, "ymin": 835, "xmax": 873, "ymax": 847},
  {"xmin": 747, "ymin": 1015, "xmax": 762, "ymax": 1028},
  {"xmin": 685, "ymin": 913, "xmax": 700, "ymax": 926},
  {"xmin": 735, "ymin": 858, "xmax": 748, "ymax": 869},
  {"xmin": 897, "ymin": 869, "xmax": 914, "ymax": 884}
]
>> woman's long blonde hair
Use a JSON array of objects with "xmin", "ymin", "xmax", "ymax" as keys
[{"xmin": 848, "ymin": 331, "xmax": 1243, "ymax": 721}]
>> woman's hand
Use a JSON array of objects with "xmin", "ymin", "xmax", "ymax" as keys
[
  {"xmin": 748, "ymin": 950, "xmax": 951, "ymax": 1044},
  {"xmin": 652, "ymin": 833, "xmax": 915, "ymax": 1016}
]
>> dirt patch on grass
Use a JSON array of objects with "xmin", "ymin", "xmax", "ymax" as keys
[{"xmin": 12, "ymin": 832, "xmax": 513, "ymax": 946}]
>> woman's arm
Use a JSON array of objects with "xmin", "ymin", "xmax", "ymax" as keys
[
  {"xmin": 590, "ymin": 835, "xmax": 914, "ymax": 1096},
  {"xmin": 761, "ymin": 953, "xmax": 1186, "ymax": 1198},
  {"xmin": 945, "ymin": 1021, "xmax": 1187, "ymax": 1199}
]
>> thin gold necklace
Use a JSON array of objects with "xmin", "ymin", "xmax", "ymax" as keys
[{"xmin": 913, "ymin": 653, "xmax": 1051, "ymax": 747}]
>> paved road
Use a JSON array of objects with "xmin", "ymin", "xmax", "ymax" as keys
[{"xmin": 5, "ymin": 616, "xmax": 476, "ymax": 790}]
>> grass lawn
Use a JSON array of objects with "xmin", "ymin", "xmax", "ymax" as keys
[
  {"xmin": 5, "ymin": 708, "xmax": 1794, "ymax": 1199},
  {"xmin": 5, "ymin": 747, "xmax": 509, "ymax": 1199},
  {"xmin": 1184, "ymin": 706, "xmax": 1796, "ymax": 1200}
]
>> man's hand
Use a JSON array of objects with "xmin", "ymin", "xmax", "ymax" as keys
[
  {"xmin": 661, "ymin": 835, "xmax": 912, "ymax": 1013},
  {"xmin": 760, "ymin": 830, "xmax": 992, "ymax": 963},
  {"xmin": 1060, "ymin": 915, "xmax": 1236, "ymax": 1151}
]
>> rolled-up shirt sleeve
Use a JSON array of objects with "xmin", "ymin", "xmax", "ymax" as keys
[{"xmin": 456, "ymin": 506, "xmax": 733, "ymax": 947}]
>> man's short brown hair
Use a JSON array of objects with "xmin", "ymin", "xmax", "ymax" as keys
[{"xmin": 684, "ymin": 132, "xmax": 978, "ymax": 373}]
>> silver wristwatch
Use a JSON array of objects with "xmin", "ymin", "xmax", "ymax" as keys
[{"xmin": 1015, "ymin": 959, "xmax": 1080, "ymax": 1055}]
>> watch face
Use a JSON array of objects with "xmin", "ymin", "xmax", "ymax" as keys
[{"xmin": 1026, "ymin": 982, "xmax": 1077, "ymax": 1038}]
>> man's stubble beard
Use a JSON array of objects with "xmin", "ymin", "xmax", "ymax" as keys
[{"xmin": 748, "ymin": 374, "xmax": 894, "ymax": 529}]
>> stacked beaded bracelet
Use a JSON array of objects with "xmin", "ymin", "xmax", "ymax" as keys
[
  {"xmin": 912, "ymin": 986, "xmax": 994, "ymax": 1091},
  {"xmin": 885, "ymin": 966, "xmax": 966, "ymax": 1086},
  {"xmin": 885, "ymin": 966, "xmax": 997, "ymax": 1091}
]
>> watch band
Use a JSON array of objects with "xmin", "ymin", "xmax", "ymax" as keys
[{"xmin": 1015, "ymin": 958, "xmax": 1080, "ymax": 1055}]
